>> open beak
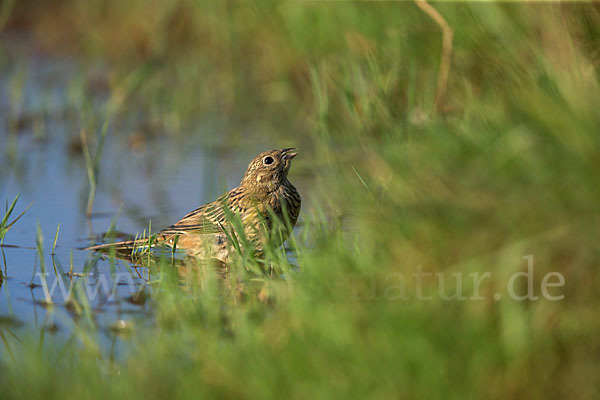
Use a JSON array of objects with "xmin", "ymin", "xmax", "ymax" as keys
[{"xmin": 281, "ymin": 148, "xmax": 298, "ymax": 160}]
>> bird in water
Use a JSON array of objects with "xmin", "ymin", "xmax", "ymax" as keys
[{"xmin": 86, "ymin": 148, "xmax": 301, "ymax": 262}]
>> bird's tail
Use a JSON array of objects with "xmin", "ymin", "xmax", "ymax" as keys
[{"xmin": 84, "ymin": 238, "xmax": 150, "ymax": 252}]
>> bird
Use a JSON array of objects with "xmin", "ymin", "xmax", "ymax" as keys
[{"xmin": 86, "ymin": 148, "xmax": 301, "ymax": 262}]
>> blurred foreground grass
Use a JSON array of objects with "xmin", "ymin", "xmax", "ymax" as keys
[{"xmin": 1, "ymin": 1, "xmax": 600, "ymax": 399}]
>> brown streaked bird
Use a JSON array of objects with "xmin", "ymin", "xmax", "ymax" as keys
[{"xmin": 86, "ymin": 148, "xmax": 301, "ymax": 262}]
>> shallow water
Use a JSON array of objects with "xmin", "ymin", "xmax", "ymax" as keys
[{"xmin": 0, "ymin": 56, "xmax": 306, "ymax": 354}]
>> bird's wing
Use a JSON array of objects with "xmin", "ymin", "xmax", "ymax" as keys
[
  {"xmin": 159, "ymin": 195, "xmax": 229, "ymax": 235},
  {"xmin": 159, "ymin": 188, "xmax": 250, "ymax": 236}
]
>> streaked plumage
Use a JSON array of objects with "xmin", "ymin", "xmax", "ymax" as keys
[{"xmin": 87, "ymin": 148, "xmax": 301, "ymax": 262}]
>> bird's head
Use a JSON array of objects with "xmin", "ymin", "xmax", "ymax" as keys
[{"xmin": 241, "ymin": 148, "xmax": 298, "ymax": 193}]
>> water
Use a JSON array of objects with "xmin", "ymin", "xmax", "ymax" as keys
[{"xmin": 0, "ymin": 55, "xmax": 305, "ymax": 354}]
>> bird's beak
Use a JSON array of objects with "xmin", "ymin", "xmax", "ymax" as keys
[{"xmin": 281, "ymin": 148, "xmax": 298, "ymax": 160}]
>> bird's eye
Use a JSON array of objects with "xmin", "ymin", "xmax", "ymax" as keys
[{"xmin": 263, "ymin": 156, "xmax": 274, "ymax": 165}]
